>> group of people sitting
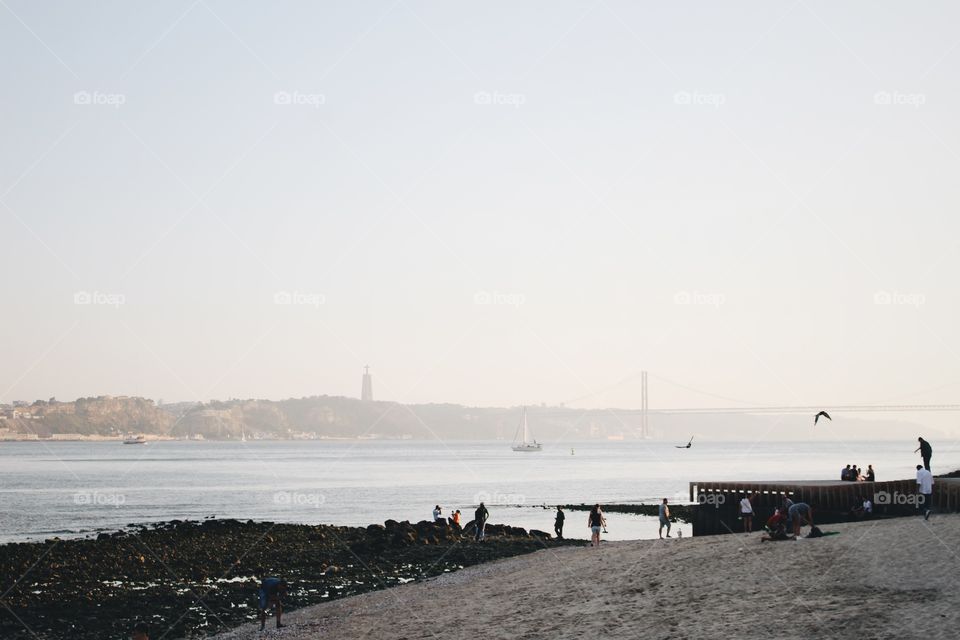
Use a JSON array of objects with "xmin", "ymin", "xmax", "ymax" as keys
[{"xmin": 841, "ymin": 463, "xmax": 875, "ymax": 482}]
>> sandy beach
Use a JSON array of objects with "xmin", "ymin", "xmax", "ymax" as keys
[{"xmin": 214, "ymin": 515, "xmax": 960, "ymax": 640}]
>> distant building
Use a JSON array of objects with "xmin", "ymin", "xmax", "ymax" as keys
[{"xmin": 361, "ymin": 366, "xmax": 373, "ymax": 401}]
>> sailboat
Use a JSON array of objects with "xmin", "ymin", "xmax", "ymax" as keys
[{"xmin": 511, "ymin": 408, "xmax": 542, "ymax": 452}]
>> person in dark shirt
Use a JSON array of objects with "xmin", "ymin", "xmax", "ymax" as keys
[
  {"xmin": 554, "ymin": 506, "xmax": 565, "ymax": 539},
  {"xmin": 841, "ymin": 465, "xmax": 851, "ymax": 481},
  {"xmin": 916, "ymin": 437, "xmax": 933, "ymax": 471},
  {"xmin": 866, "ymin": 465, "xmax": 876, "ymax": 482},
  {"xmin": 255, "ymin": 567, "xmax": 287, "ymax": 630},
  {"xmin": 474, "ymin": 502, "xmax": 489, "ymax": 541}
]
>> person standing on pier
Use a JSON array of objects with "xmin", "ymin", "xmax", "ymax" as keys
[
  {"xmin": 916, "ymin": 437, "xmax": 933, "ymax": 471},
  {"xmin": 916, "ymin": 464, "xmax": 934, "ymax": 520},
  {"xmin": 658, "ymin": 498, "xmax": 672, "ymax": 539},
  {"xmin": 554, "ymin": 506, "xmax": 565, "ymax": 539}
]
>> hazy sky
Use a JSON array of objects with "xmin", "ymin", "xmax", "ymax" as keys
[{"xmin": 2, "ymin": 1, "xmax": 959, "ymax": 424}]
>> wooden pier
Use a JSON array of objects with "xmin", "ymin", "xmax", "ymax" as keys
[{"xmin": 688, "ymin": 478, "xmax": 960, "ymax": 536}]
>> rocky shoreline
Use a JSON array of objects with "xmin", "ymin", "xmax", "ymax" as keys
[{"xmin": 0, "ymin": 518, "xmax": 579, "ymax": 640}]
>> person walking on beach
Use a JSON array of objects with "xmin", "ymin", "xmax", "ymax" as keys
[
  {"xmin": 474, "ymin": 502, "xmax": 489, "ymax": 541},
  {"xmin": 255, "ymin": 568, "xmax": 287, "ymax": 630},
  {"xmin": 916, "ymin": 437, "xmax": 933, "ymax": 471},
  {"xmin": 916, "ymin": 464, "xmax": 934, "ymax": 520},
  {"xmin": 588, "ymin": 504, "xmax": 605, "ymax": 547},
  {"xmin": 658, "ymin": 498, "xmax": 671, "ymax": 539},
  {"xmin": 554, "ymin": 506, "xmax": 565, "ymax": 539},
  {"xmin": 740, "ymin": 494, "xmax": 754, "ymax": 533},
  {"xmin": 131, "ymin": 622, "xmax": 149, "ymax": 640},
  {"xmin": 788, "ymin": 502, "xmax": 813, "ymax": 537}
]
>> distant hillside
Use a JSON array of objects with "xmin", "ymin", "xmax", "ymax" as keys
[
  {"xmin": 0, "ymin": 396, "xmax": 174, "ymax": 436},
  {"xmin": 0, "ymin": 395, "xmax": 935, "ymax": 441}
]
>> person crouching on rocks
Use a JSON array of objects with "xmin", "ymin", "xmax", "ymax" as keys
[{"xmin": 255, "ymin": 567, "xmax": 287, "ymax": 630}]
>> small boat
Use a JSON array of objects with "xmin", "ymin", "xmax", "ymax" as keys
[
  {"xmin": 123, "ymin": 434, "xmax": 147, "ymax": 445},
  {"xmin": 511, "ymin": 408, "xmax": 542, "ymax": 452}
]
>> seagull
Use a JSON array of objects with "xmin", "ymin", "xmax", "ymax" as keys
[
  {"xmin": 676, "ymin": 436, "xmax": 694, "ymax": 449},
  {"xmin": 814, "ymin": 411, "xmax": 832, "ymax": 426}
]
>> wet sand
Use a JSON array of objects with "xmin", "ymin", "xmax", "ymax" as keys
[{"xmin": 214, "ymin": 514, "xmax": 960, "ymax": 640}]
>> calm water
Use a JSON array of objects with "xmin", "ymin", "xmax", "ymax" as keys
[{"xmin": 0, "ymin": 439, "xmax": 956, "ymax": 543}]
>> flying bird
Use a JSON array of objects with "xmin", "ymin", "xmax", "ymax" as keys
[
  {"xmin": 814, "ymin": 411, "xmax": 832, "ymax": 426},
  {"xmin": 676, "ymin": 436, "xmax": 694, "ymax": 449}
]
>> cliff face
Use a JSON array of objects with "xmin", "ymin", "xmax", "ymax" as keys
[{"xmin": 1, "ymin": 397, "xmax": 175, "ymax": 436}]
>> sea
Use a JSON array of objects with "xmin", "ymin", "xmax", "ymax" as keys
[{"xmin": 0, "ymin": 439, "xmax": 955, "ymax": 543}]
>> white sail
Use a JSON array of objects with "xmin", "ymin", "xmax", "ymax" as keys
[{"xmin": 512, "ymin": 407, "xmax": 542, "ymax": 452}]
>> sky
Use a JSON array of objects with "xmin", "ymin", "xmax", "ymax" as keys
[{"xmin": 1, "ymin": 1, "xmax": 959, "ymax": 430}]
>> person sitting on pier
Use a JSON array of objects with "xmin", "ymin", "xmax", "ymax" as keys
[
  {"xmin": 866, "ymin": 464, "xmax": 876, "ymax": 482},
  {"xmin": 841, "ymin": 465, "xmax": 852, "ymax": 481}
]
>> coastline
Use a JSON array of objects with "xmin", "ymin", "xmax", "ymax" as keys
[
  {"xmin": 212, "ymin": 515, "xmax": 960, "ymax": 640},
  {"xmin": 0, "ymin": 518, "xmax": 577, "ymax": 639}
]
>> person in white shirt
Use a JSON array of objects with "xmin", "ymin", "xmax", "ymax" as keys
[
  {"xmin": 739, "ymin": 494, "xmax": 755, "ymax": 533},
  {"xmin": 432, "ymin": 505, "xmax": 442, "ymax": 522},
  {"xmin": 916, "ymin": 465, "xmax": 934, "ymax": 520}
]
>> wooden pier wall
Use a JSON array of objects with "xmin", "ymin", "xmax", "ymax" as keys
[{"xmin": 688, "ymin": 478, "xmax": 960, "ymax": 536}]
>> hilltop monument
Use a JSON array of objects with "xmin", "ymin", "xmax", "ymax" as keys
[{"xmin": 361, "ymin": 366, "xmax": 373, "ymax": 401}]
